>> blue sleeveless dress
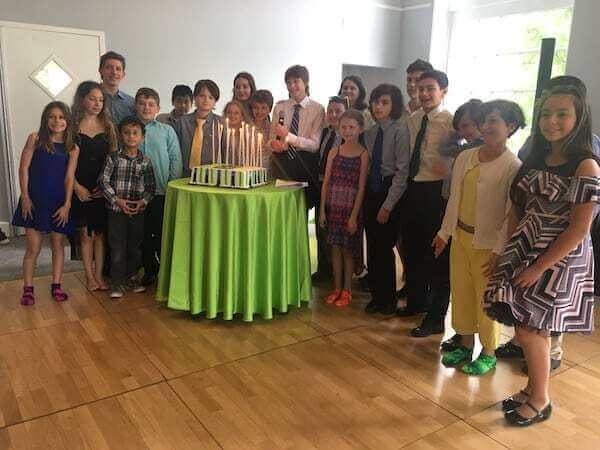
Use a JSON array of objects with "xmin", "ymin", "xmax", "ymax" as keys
[{"xmin": 12, "ymin": 142, "xmax": 74, "ymax": 235}]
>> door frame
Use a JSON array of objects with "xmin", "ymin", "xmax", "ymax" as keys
[{"xmin": 0, "ymin": 20, "xmax": 106, "ymax": 233}]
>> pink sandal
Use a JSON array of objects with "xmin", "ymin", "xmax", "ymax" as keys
[
  {"xmin": 20, "ymin": 286, "xmax": 35, "ymax": 306},
  {"xmin": 51, "ymin": 283, "xmax": 68, "ymax": 302}
]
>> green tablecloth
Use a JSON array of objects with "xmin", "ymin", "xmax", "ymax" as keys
[{"xmin": 156, "ymin": 179, "xmax": 312, "ymax": 321}]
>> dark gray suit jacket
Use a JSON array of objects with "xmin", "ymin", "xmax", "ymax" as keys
[{"xmin": 174, "ymin": 111, "xmax": 223, "ymax": 176}]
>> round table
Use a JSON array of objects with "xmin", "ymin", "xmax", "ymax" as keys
[{"xmin": 156, "ymin": 179, "xmax": 312, "ymax": 321}]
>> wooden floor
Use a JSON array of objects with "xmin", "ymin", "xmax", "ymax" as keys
[{"xmin": 1, "ymin": 272, "xmax": 600, "ymax": 449}]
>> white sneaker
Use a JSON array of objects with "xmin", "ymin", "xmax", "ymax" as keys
[
  {"xmin": 131, "ymin": 281, "xmax": 146, "ymax": 294},
  {"xmin": 110, "ymin": 286, "xmax": 124, "ymax": 299}
]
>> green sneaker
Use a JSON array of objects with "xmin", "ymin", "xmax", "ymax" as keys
[
  {"xmin": 442, "ymin": 346, "xmax": 473, "ymax": 366},
  {"xmin": 461, "ymin": 354, "xmax": 497, "ymax": 375}
]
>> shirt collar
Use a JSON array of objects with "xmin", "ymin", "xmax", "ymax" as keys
[
  {"xmin": 377, "ymin": 118, "xmax": 394, "ymax": 131},
  {"xmin": 294, "ymin": 96, "xmax": 310, "ymax": 108},
  {"xmin": 119, "ymin": 149, "xmax": 143, "ymax": 160},
  {"xmin": 422, "ymin": 104, "xmax": 444, "ymax": 120}
]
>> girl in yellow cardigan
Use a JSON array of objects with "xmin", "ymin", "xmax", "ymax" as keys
[{"xmin": 432, "ymin": 100, "xmax": 525, "ymax": 375}]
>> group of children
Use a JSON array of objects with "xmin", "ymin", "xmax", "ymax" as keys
[{"xmin": 12, "ymin": 50, "xmax": 600, "ymax": 427}]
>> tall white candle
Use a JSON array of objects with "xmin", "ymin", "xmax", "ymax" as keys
[
  {"xmin": 258, "ymin": 133, "xmax": 263, "ymax": 168},
  {"xmin": 212, "ymin": 121, "xmax": 216, "ymax": 164}
]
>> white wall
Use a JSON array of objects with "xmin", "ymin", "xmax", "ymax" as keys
[
  {"xmin": 0, "ymin": 0, "xmax": 410, "ymax": 224},
  {"xmin": 566, "ymin": 0, "xmax": 600, "ymax": 134}
]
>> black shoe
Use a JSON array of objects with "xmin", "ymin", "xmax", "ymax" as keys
[
  {"xmin": 311, "ymin": 271, "xmax": 331, "ymax": 283},
  {"xmin": 410, "ymin": 323, "xmax": 444, "ymax": 338},
  {"xmin": 396, "ymin": 306, "xmax": 420, "ymax": 317},
  {"xmin": 502, "ymin": 389, "xmax": 529, "ymax": 412},
  {"xmin": 396, "ymin": 286, "xmax": 408, "ymax": 299},
  {"xmin": 505, "ymin": 401, "xmax": 552, "ymax": 426},
  {"xmin": 364, "ymin": 300, "xmax": 379, "ymax": 314},
  {"xmin": 440, "ymin": 334, "xmax": 462, "ymax": 352},
  {"xmin": 521, "ymin": 358, "xmax": 561, "ymax": 375},
  {"xmin": 495, "ymin": 342, "xmax": 524, "ymax": 359},
  {"xmin": 141, "ymin": 273, "xmax": 157, "ymax": 287},
  {"xmin": 379, "ymin": 303, "xmax": 397, "ymax": 315}
]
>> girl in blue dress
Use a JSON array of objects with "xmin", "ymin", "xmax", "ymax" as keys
[{"xmin": 12, "ymin": 101, "xmax": 80, "ymax": 305}]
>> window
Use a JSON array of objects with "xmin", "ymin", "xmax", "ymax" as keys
[{"xmin": 445, "ymin": 7, "xmax": 573, "ymax": 151}]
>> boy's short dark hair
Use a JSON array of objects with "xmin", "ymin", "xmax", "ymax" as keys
[
  {"xmin": 172, "ymin": 84, "xmax": 193, "ymax": 102},
  {"xmin": 99, "ymin": 51, "xmax": 126, "ymax": 70},
  {"xmin": 418, "ymin": 70, "xmax": 449, "ymax": 90},
  {"xmin": 369, "ymin": 84, "xmax": 405, "ymax": 121},
  {"xmin": 284, "ymin": 65, "xmax": 310, "ymax": 95},
  {"xmin": 453, "ymin": 99, "xmax": 483, "ymax": 131},
  {"xmin": 406, "ymin": 59, "xmax": 433, "ymax": 74},
  {"xmin": 118, "ymin": 116, "xmax": 146, "ymax": 135},
  {"xmin": 339, "ymin": 109, "xmax": 365, "ymax": 129},
  {"xmin": 477, "ymin": 99, "xmax": 526, "ymax": 137},
  {"xmin": 249, "ymin": 89, "xmax": 274, "ymax": 110},
  {"xmin": 544, "ymin": 75, "xmax": 587, "ymax": 97},
  {"xmin": 193, "ymin": 79, "xmax": 220, "ymax": 101},
  {"xmin": 328, "ymin": 95, "xmax": 349, "ymax": 109},
  {"xmin": 135, "ymin": 87, "xmax": 160, "ymax": 105}
]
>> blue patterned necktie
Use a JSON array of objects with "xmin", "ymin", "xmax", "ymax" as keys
[{"xmin": 369, "ymin": 126, "xmax": 384, "ymax": 192}]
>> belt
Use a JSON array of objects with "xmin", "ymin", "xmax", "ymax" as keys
[{"xmin": 457, "ymin": 219, "xmax": 475, "ymax": 234}]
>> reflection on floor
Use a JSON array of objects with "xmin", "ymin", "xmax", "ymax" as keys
[{"xmin": 0, "ymin": 272, "xmax": 599, "ymax": 449}]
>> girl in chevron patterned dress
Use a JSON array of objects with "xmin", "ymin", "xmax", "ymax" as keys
[{"xmin": 484, "ymin": 86, "xmax": 600, "ymax": 427}]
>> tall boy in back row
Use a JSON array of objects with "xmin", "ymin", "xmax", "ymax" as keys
[
  {"xmin": 269, "ymin": 65, "xmax": 324, "ymax": 209},
  {"xmin": 397, "ymin": 70, "xmax": 454, "ymax": 338}
]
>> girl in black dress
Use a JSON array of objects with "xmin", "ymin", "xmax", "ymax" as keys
[{"xmin": 71, "ymin": 81, "xmax": 118, "ymax": 291}]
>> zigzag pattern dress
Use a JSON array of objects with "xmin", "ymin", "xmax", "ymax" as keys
[{"xmin": 484, "ymin": 163, "xmax": 600, "ymax": 333}]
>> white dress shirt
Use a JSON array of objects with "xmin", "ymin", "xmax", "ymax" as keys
[
  {"xmin": 407, "ymin": 105, "xmax": 454, "ymax": 182},
  {"xmin": 269, "ymin": 96, "xmax": 325, "ymax": 153}
]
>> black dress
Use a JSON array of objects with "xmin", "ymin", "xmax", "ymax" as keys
[{"xmin": 73, "ymin": 133, "xmax": 110, "ymax": 235}]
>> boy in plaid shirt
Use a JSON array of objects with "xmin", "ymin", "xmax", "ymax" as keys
[{"xmin": 100, "ymin": 116, "xmax": 155, "ymax": 298}]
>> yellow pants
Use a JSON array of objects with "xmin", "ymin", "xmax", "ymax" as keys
[{"xmin": 450, "ymin": 228, "xmax": 500, "ymax": 350}]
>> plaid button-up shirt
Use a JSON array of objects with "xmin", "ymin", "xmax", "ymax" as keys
[{"xmin": 100, "ymin": 150, "xmax": 155, "ymax": 212}]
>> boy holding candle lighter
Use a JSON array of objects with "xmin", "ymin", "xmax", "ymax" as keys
[
  {"xmin": 174, "ymin": 79, "xmax": 222, "ymax": 176},
  {"xmin": 134, "ymin": 88, "xmax": 182, "ymax": 286},
  {"xmin": 269, "ymin": 65, "xmax": 324, "ymax": 208}
]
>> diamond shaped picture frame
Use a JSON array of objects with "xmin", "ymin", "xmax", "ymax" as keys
[{"xmin": 29, "ymin": 54, "xmax": 75, "ymax": 99}]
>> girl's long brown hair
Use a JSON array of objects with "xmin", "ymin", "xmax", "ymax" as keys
[
  {"xmin": 37, "ymin": 101, "xmax": 76, "ymax": 153},
  {"xmin": 71, "ymin": 80, "xmax": 118, "ymax": 151},
  {"xmin": 510, "ymin": 85, "xmax": 595, "ymax": 207}
]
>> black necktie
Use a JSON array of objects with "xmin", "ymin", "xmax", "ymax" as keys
[
  {"xmin": 409, "ymin": 114, "xmax": 428, "ymax": 179},
  {"xmin": 319, "ymin": 128, "xmax": 336, "ymax": 174},
  {"xmin": 369, "ymin": 126, "xmax": 384, "ymax": 192}
]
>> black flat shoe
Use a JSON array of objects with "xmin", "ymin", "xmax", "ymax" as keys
[
  {"xmin": 505, "ymin": 401, "xmax": 552, "ymax": 426},
  {"xmin": 495, "ymin": 342, "xmax": 524, "ymax": 359},
  {"xmin": 440, "ymin": 334, "xmax": 462, "ymax": 352},
  {"xmin": 502, "ymin": 389, "xmax": 529, "ymax": 412},
  {"xmin": 364, "ymin": 300, "xmax": 379, "ymax": 314}
]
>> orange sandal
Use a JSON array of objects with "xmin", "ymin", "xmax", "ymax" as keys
[
  {"xmin": 325, "ymin": 289, "xmax": 342, "ymax": 304},
  {"xmin": 335, "ymin": 290, "xmax": 352, "ymax": 307}
]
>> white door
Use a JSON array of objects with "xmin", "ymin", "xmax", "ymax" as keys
[{"xmin": 0, "ymin": 21, "xmax": 105, "ymax": 226}]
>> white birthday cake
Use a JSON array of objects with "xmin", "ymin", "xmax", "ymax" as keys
[
  {"xmin": 190, "ymin": 164, "xmax": 268, "ymax": 189},
  {"xmin": 188, "ymin": 120, "xmax": 268, "ymax": 189}
]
